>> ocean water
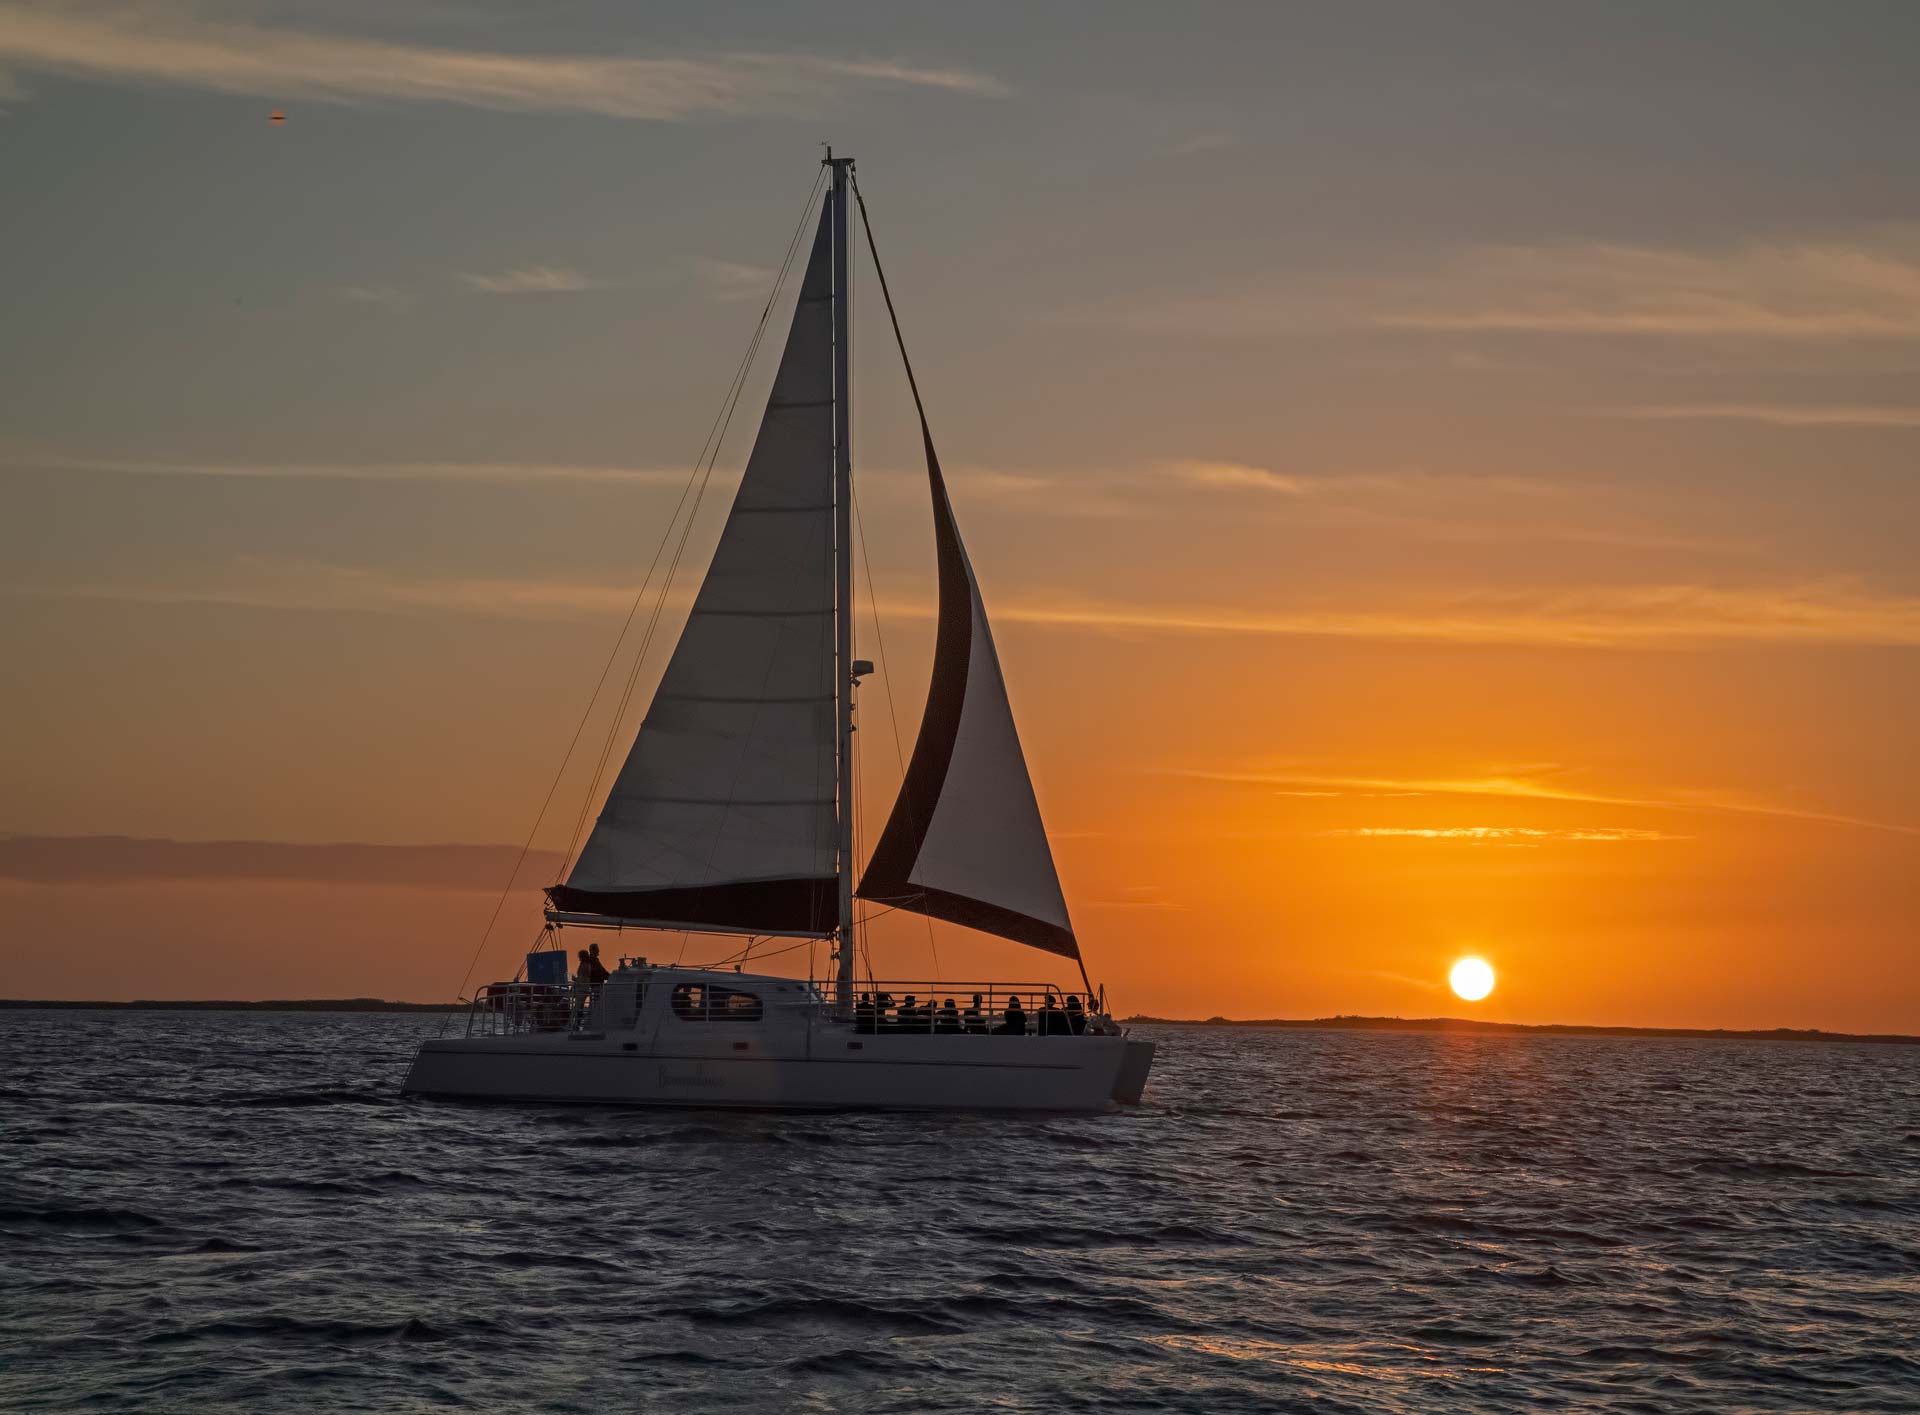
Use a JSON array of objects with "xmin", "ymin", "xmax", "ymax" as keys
[{"xmin": 2, "ymin": 1011, "xmax": 1917, "ymax": 1413}]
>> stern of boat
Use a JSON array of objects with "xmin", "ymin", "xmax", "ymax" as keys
[{"xmin": 1111, "ymin": 1036, "xmax": 1155, "ymax": 1105}]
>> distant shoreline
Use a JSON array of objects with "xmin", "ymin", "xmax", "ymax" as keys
[
  {"xmin": 1123, "ymin": 1015, "xmax": 1920, "ymax": 1046},
  {"xmin": 0, "ymin": 998, "xmax": 461, "ymax": 1013},
  {"xmin": 0, "ymin": 999, "xmax": 1909, "ymax": 1042}
]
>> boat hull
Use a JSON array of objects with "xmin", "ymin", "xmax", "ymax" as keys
[{"xmin": 402, "ymin": 1031, "xmax": 1142, "ymax": 1112}]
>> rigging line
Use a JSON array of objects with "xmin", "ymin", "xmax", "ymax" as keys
[
  {"xmin": 848, "ymin": 171, "xmax": 931, "ymax": 431},
  {"xmin": 557, "ymin": 172, "xmax": 827, "ymax": 877},
  {"xmin": 445, "ymin": 174, "xmax": 824, "ymax": 1028},
  {"xmin": 687, "ymin": 934, "xmax": 814, "ymax": 971},
  {"xmin": 562, "ymin": 175, "xmax": 825, "ymax": 873},
  {"xmin": 858, "ymin": 173, "xmax": 1085, "ymax": 996},
  {"xmin": 845, "ymin": 188, "xmax": 944, "ymax": 984}
]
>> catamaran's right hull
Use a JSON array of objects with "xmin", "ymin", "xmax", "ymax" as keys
[{"xmin": 402, "ymin": 1033, "xmax": 1148, "ymax": 1112}]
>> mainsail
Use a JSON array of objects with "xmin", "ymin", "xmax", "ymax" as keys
[
  {"xmin": 549, "ymin": 208, "xmax": 838, "ymax": 937},
  {"xmin": 856, "ymin": 427, "xmax": 1080, "ymax": 961},
  {"xmin": 548, "ymin": 166, "xmax": 1078, "ymax": 968}
]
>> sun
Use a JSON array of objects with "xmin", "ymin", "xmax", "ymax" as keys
[{"xmin": 1449, "ymin": 957, "xmax": 1495, "ymax": 1002}]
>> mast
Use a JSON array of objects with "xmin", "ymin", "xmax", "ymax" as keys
[{"xmin": 828, "ymin": 151, "xmax": 856, "ymax": 1010}]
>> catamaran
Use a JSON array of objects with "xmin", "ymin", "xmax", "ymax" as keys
[{"xmin": 402, "ymin": 155, "xmax": 1155, "ymax": 1111}]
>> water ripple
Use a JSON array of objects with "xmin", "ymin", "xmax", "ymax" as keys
[{"xmin": 2, "ymin": 1011, "xmax": 1916, "ymax": 1412}]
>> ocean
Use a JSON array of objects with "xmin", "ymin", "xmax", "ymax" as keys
[{"xmin": 3, "ymin": 1010, "xmax": 1916, "ymax": 1412}]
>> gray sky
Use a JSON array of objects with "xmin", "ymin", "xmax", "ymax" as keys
[{"xmin": 3, "ymin": 2, "xmax": 1917, "ymax": 1023}]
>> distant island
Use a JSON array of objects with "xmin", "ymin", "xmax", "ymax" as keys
[
  {"xmin": 1, "ymin": 1000, "xmax": 1910, "ymax": 1043},
  {"xmin": 0, "ymin": 998, "xmax": 460, "ymax": 1013},
  {"xmin": 1124, "ymin": 1014, "xmax": 1920, "ymax": 1046}
]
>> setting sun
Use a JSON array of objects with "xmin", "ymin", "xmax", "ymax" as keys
[{"xmin": 1450, "ymin": 957, "xmax": 1496, "ymax": 1002}]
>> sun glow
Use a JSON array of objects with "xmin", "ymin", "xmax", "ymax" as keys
[{"xmin": 1449, "ymin": 957, "xmax": 1495, "ymax": 1001}]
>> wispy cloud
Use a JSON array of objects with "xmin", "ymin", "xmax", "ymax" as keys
[
  {"xmin": 693, "ymin": 258, "xmax": 778, "ymax": 303},
  {"xmin": 1189, "ymin": 762, "xmax": 1919, "ymax": 837},
  {"xmin": 1320, "ymin": 826, "xmax": 1685, "ymax": 845},
  {"xmin": 0, "ymin": 835, "xmax": 562, "ymax": 889},
  {"xmin": 19, "ymin": 554, "xmax": 1920, "ymax": 653},
  {"xmin": 1160, "ymin": 461, "xmax": 1744, "ymax": 554},
  {"xmin": 1105, "ymin": 228, "xmax": 1920, "ymax": 342},
  {"xmin": 0, "ymin": 3, "xmax": 1006, "ymax": 118},
  {"xmin": 457, "ymin": 265, "xmax": 601, "ymax": 296},
  {"xmin": 985, "ymin": 580, "xmax": 1920, "ymax": 650},
  {"xmin": 0, "ymin": 453, "xmax": 689, "ymax": 485},
  {"xmin": 334, "ymin": 284, "xmax": 410, "ymax": 307},
  {"xmin": 1170, "ymin": 460, "xmax": 1311, "ymax": 495},
  {"xmin": 1615, "ymin": 403, "xmax": 1920, "ymax": 428},
  {"xmin": 1156, "ymin": 130, "xmax": 1238, "ymax": 158}
]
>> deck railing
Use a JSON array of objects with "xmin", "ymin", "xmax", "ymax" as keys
[
  {"xmin": 814, "ymin": 980, "xmax": 1110, "ymax": 1036},
  {"xmin": 463, "ymin": 975, "xmax": 1114, "ymax": 1038}
]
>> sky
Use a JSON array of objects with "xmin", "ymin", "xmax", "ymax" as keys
[{"xmin": 2, "ymin": 1, "xmax": 1916, "ymax": 1028}]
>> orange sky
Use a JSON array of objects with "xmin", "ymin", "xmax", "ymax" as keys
[{"xmin": 2, "ymin": 6, "xmax": 1917, "ymax": 1029}]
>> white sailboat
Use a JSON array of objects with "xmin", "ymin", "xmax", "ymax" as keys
[{"xmin": 402, "ymin": 156, "xmax": 1155, "ymax": 1111}]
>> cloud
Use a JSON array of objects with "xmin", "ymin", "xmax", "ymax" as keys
[
  {"xmin": 0, "ymin": 3, "xmax": 1006, "ymax": 118},
  {"xmin": 985, "ymin": 580, "xmax": 1920, "ymax": 650},
  {"xmin": 18, "ymin": 554, "xmax": 1920, "ymax": 651},
  {"xmin": 1169, "ymin": 460, "xmax": 1311, "ymax": 496},
  {"xmin": 1156, "ymin": 131, "xmax": 1238, "ymax": 158},
  {"xmin": 693, "ymin": 258, "xmax": 779, "ymax": 303},
  {"xmin": 457, "ymin": 265, "xmax": 601, "ymax": 295},
  {"xmin": 1191, "ymin": 762, "xmax": 1919, "ymax": 837},
  {"xmin": 0, "ymin": 453, "xmax": 691, "ymax": 486},
  {"xmin": 1105, "ymin": 227, "xmax": 1920, "ymax": 342},
  {"xmin": 1159, "ymin": 461, "xmax": 1746, "ymax": 553},
  {"xmin": 1615, "ymin": 403, "xmax": 1920, "ymax": 428},
  {"xmin": 0, "ymin": 835, "xmax": 562, "ymax": 889},
  {"xmin": 334, "ymin": 284, "xmax": 410, "ymax": 307},
  {"xmin": 1320, "ymin": 826, "xmax": 1685, "ymax": 844}
]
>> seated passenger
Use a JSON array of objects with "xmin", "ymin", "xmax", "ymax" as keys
[
  {"xmin": 854, "ymin": 993, "xmax": 876, "ymax": 1034},
  {"xmin": 874, "ymin": 992, "xmax": 895, "ymax": 1031},
  {"xmin": 1065, "ymin": 994, "xmax": 1087, "ymax": 1035},
  {"xmin": 963, "ymin": 993, "xmax": 988, "ymax": 1034},
  {"xmin": 936, "ymin": 997, "xmax": 962, "ymax": 1034},
  {"xmin": 998, "ymin": 995, "xmax": 1027, "ymax": 1036},
  {"xmin": 1037, "ymin": 993, "xmax": 1065, "ymax": 1036},
  {"xmin": 896, "ymin": 994, "xmax": 919, "ymax": 1033}
]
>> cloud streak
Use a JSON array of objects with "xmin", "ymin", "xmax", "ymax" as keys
[
  {"xmin": 457, "ymin": 265, "xmax": 602, "ymax": 296},
  {"xmin": 1616, "ymin": 403, "xmax": 1920, "ymax": 428},
  {"xmin": 0, "ymin": 3, "xmax": 1006, "ymax": 119},
  {"xmin": 1108, "ymin": 228, "xmax": 1920, "ymax": 342},
  {"xmin": 0, "ymin": 835, "xmax": 562, "ymax": 889},
  {"xmin": 17, "ymin": 557, "xmax": 1920, "ymax": 651},
  {"xmin": 693, "ymin": 258, "xmax": 779, "ymax": 303},
  {"xmin": 1320, "ymin": 826, "xmax": 1686, "ymax": 845},
  {"xmin": 1, "ymin": 454, "xmax": 689, "ymax": 485},
  {"xmin": 1190, "ymin": 763, "xmax": 1919, "ymax": 837}
]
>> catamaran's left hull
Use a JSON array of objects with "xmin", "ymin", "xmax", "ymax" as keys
[{"xmin": 402, "ymin": 1033, "xmax": 1141, "ymax": 1112}]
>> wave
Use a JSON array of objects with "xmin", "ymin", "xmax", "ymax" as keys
[
  {"xmin": 140, "ymin": 1314, "xmax": 511, "ymax": 1347},
  {"xmin": 0, "ymin": 1204, "xmax": 167, "ymax": 1234},
  {"xmin": 1689, "ymin": 1156, "xmax": 1871, "ymax": 1180}
]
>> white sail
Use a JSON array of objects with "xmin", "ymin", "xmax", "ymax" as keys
[
  {"xmin": 551, "ymin": 208, "xmax": 838, "ymax": 936},
  {"xmin": 858, "ymin": 432, "xmax": 1079, "ymax": 960}
]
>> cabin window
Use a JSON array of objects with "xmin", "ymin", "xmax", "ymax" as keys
[{"xmin": 668, "ymin": 983, "xmax": 763, "ymax": 1023}]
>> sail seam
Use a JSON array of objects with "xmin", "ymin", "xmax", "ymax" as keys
[
  {"xmin": 685, "ymin": 607, "xmax": 832, "ymax": 618},
  {"xmin": 655, "ymin": 693, "xmax": 834, "ymax": 704},
  {"xmin": 609, "ymin": 795, "xmax": 834, "ymax": 806}
]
